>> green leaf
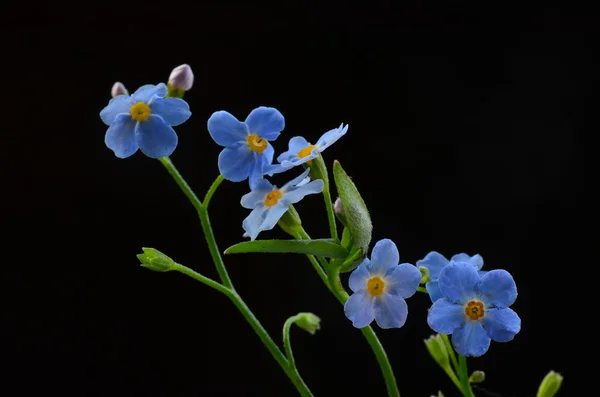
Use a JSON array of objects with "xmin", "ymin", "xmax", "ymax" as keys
[
  {"xmin": 224, "ymin": 239, "xmax": 348, "ymax": 258},
  {"xmin": 333, "ymin": 160, "xmax": 372, "ymax": 253}
]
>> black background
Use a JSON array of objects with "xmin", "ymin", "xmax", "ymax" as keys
[{"xmin": 3, "ymin": 3, "xmax": 591, "ymax": 396}]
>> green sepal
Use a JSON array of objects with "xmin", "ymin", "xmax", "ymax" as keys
[
  {"xmin": 224, "ymin": 239, "xmax": 349, "ymax": 258},
  {"xmin": 166, "ymin": 84, "xmax": 185, "ymax": 98},
  {"xmin": 137, "ymin": 247, "xmax": 175, "ymax": 272},
  {"xmin": 277, "ymin": 205, "xmax": 303, "ymax": 237}
]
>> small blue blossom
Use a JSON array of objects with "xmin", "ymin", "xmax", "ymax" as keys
[
  {"xmin": 240, "ymin": 168, "xmax": 323, "ymax": 240},
  {"xmin": 100, "ymin": 83, "xmax": 191, "ymax": 159},
  {"xmin": 417, "ymin": 252, "xmax": 486, "ymax": 303},
  {"xmin": 427, "ymin": 262, "xmax": 521, "ymax": 357},
  {"xmin": 344, "ymin": 239, "xmax": 421, "ymax": 329},
  {"xmin": 207, "ymin": 107, "xmax": 285, "ymax": 188},
  {"xmin": 266, "ymin": 123, "xmax": 348, "ymax": 174}
]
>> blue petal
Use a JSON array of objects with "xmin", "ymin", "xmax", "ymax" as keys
[
  {"xmin": 240, "ymin": 179, "xmax": 274, "ymax": 209},
  {"xmin": 149, "ymin": 97, "xmax": 191, "ymax": 126},
  {"xmin": 425, "ymin": 281, "xmax": 444, "ymax": 303},
  {"xmin": 277, "ymin": 136, "xmax": 311, "ymax": 163},
  {"xmin": 416, "ymin": 251, "xmax": 449, "ymax": 281},
  {"xmin": 438, "ymin": 262, "xmax": 480, "ymax": 305},
  {"xmin": 315, "ymin": 123, "xmax": 348, "ymax": 151},
  {"xmin": 248, "ymin": 143, "xmax": 274, "ymax": 190},
  {"xmin": 132, "ymin": 83, "xmax": 168, "ymax": 103},
  {"xmin": 451, "ymin": 321, "xmax": 491, "ymax": 357},
  {"xmin": 260, "ymin": 203, "xmax": 290, "ymax": 232},
  {"xmin": 218, "ymin": 143, "xmax": 254, "ymax": 182},
  {"xmin": 104, "ymin": 114, "xmax": 138, "ymax": 158},
  {"xmin": 451, "ymin": 253, "xmax": 484, "ymax": 270},
  {"xmin": 348, "ymin": 260, "xmax": 371, "ymax": 292},
  {"xmin": 374, "ymin": 294, "xmax": 408, "ymax": 329},
  {"xmin": 386, "ymin": 263, "xmax": 421, "ymax": 298},
  {"xmin": 482, "ymin": 308, "xmax": 521, "ymax": 342},
  {"xmin": 367, "ymin": 239, "xmax": 399, "ymax": 274},
  {"xmin": 427, "ymin": 298, "xmax": 465, "ymax": 334},
  {"xmin": 136, "ymin": 115, "xmax": 178, "ymax": 159},
  {"xmin": 477, "ymin": 270, "xmax": 517, "ymax": 308},
  {"xmin": 242, "ymin": 206, "xmax": 268, "ymax": 241},
  {"xmin": 263, "ymin": 162, "xmax": 293, "ymax": 176},
  {"xmin": 282, "ymin": 168, "xmax": 311, "ymax": 188},
  {"xmin": 344, "ymin": 290, "xmax": 375, "ymax": 328},
  {"xmin": 245, "ymin": 106, "xmax": 285, "ymax": 140},
  {"xmin": 208, "ymin": 111, "xmax": 249, "ymax": 147},
  {"xmin": 281, "ymin": 180, "xmax": 324, "ymax": 203},
  {"xmin": 100, "ymin": 95, "xmax": 133, "ymax": 126},
  {"xmin": 280, "ymin": 152, "xmax": 318, "ymax": 170}
]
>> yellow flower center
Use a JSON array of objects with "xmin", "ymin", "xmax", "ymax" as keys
[
  {"xmin": 264, "ymin": 189, "xmax": 282, "ymax": 207},
  {"xmin": 464, "ymin": 300, "xmax": 485, "ymax": 320},
  {"xmin": 247, "ymin": 134, "xmax": 268, "ymax": 153},
  {"xmin": 130, "ymin": 102, "xmax": 151, "ymax": 122},
  {"xmin": 297, "ymin": 144, "xmax": 317, "ymax": 158},
  {"xmin": 367, "ymin": 276, "xmax": 385, "ymax": 296}
]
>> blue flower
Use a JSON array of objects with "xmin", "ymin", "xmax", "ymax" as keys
[
  {"xmin": 207, "ymin": 107, "xmax": 285, "ymax": 188},
  {"xmin": 240, "ymin": 168, "xmax": 323, "ymax": 240},
  {"xmin": 344, "ymin": 239, "xmax": 421, "ymax": 329},
  {"xmin": 100, "ymin": 83, "xmax": 191, "ymax": 159},
  {"xmin": 417, "ymin": 252, "xmax": 485, "ymax": 303},
  {"xmin": 427, "ymin": 262, "xmax": 521, "ymax": 357},
  {"xmin": 266, "ymin": 123, "xmax": 348, "ymax": 174}
]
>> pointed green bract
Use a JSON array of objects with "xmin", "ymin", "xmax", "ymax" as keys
[
  {"xmin": 332, "ymin": 160, "xmax": 372, "ymax": 253},
  {"xmin": 224, "ymin": 239, "xmax": 349, "ymax": 258}
]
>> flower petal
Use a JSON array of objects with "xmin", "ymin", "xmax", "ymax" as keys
[
  {"xmin": 281, "ymin": 180, "xmax": 324, "ymax": 204},
  {"xmin": 451, "ymin": 321, "xmax": 491, "ymax": 357},
  {"xmin": 259, "ymin": 202, "xmax": 290, "ymax": 232},
  {"xmin": 242, "ymin": 206, "xmax": 267, "ymax": 241},
  {"xmin": 416, "ymin": 251, "xmax": 449, "ymax": 281},
  {"xmin": 132, "ymin": 83, "xmax": 167, "ymax": 103},
  {"xmin": 427, "ymin": 298, "xmax": 465, "ymax": 334},
  {"xmin": 248, "ymin": 144, "xmax": 274, "ymax": 190},
  {"xmin": 367, "ymin": 239, "xmax": 399, "ymax": 274},
  {"xmin": 348, "ymin": 260, "xmax": 370, "ymax": 292},
  {"xmin": 478, "ymin": 270, "xmax": 517, "ymax": 308},
  {"xmin": 425, "ymin": 281, "xmax": 445, "ymax": 303},
  {"xmin": 374, "ymin": 294, "xmax": 408, "ymax": 329},
  {"xmin": 344, "ymin": 290, "xmax": 375, "ymax": 328},
  {"xmin": 451, "ymin": 253, "xmax": 484, "ymax": 270},
  {"xmin": 149, "ymin": 97, "xmax": 191, "ymax": 126},
  {"xmin": 218, "ymin": 143, "xmax": 253, "ymax": 182},
  {"xmin": 240, "ymin": 179, "xmax": 274, "ymax": 209},
  {"xmin": 438, "ymin": 262, "xmax": 480, "ymax": 305},
  {"xmin": 104, "ymin": 114, "xmax": 138, "ymax": 158},
  {"xmin": 207, "ymin": 111, "xmax": 249, "ymax": 147},
  {"xmin": 386, "ymin": 263, "xmax": 421, "ymax": 299},
  {"xmin": 282, "ymin": 168, "xmax": 311, "ymax": 189},
  {"xmin": 277, "ymin": 136, "xmax": 311, "ymax": 163},
  {"xmin": 482, "ymin": 308, "xmax": 521, "ymax": 342},
  {"xmin": 245, "ymin": 106, "xmax": 285, "ymax": 140},
  {"xmin": 100, "ymin": 95, "xmax": 133, "ymax": 125},
  {"xmin": 136, "ymin": 115, "xmax": 178, "ymax": 159},
  {"xmin": 315, "ymin": 123, "xmax": 348, "ymax": 151}
]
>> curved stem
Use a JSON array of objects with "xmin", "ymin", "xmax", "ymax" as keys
[
  {"xmin": 204, "ymin": 174, "xmax": 225, "ymax": 208},
  {"xmin": 293, "ymin": 230, "xmax": 330, "ymax": 289},
  {"xmin": 417, "ymin": 286, "xmax": 428, "ymax": 294},
  {"xmin": 322, "ymin": 183, "xmax": 339, "ymax": 243},
  {"xmin": 172, "ymin": 263, "xmax": 229, "ymax": 295},
  {"xmin": 441, "ymin": 333, "xmax": 459, "ymax": 373},
  {"xmin": 458, "ymin": 355, "xmax": 475, "ymax": 397},
  {"xmin": 197, "ymin": 205, "xmax": 233, "ymax": 289},
  {"xmin": 283, "ymin": 315, "xmax": 299, "ymax": 366},
  {"xmin": 159, "ymin": 157, "xmax": 203, "ymax": 211}
]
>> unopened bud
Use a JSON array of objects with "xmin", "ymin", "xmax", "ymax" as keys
[
  {"xmin": 294, "ymin": 313, "xmax": 321, "ymax": 335},
  {"xmin": 424, "ymin": 334, "xmax": 449, "ymax": 369},
  {"xmin": 469, "ymin": 370, "xmax": 485, "ymax": 383},
  {"xmin": 537, "ymin": 370, "xmax": 563, "ymax": 397},
  {"xmin": 111, "ymin": 82, "xmax": 129, "ymax": 97},
  {"xmin": 137, "ymin": 248, "xmax": 175, "ymax": 272},
  {"xmin": 168, "ymin": 64, "xmax": 194, "ymax": 92}
]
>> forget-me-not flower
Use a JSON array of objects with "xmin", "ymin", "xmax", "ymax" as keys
[
  {"xmin": 344, "ymin": 239, "xmax": 421, "ymax": 329},
  {"xmin": 240, "ymin": 168, "xmax": 323, "ymax": 240},
  {"xmin": 207, "ymin": 107, "xmax": 284, "ymax": 188},
  {"xmin": 427, "ymin": 262, "xmax": 521, "ymax": 357},
  {"xmin": 417, "ymin": 251, "xmax": 485, "ymax": 303},
  {"xmin": 100, "ymin": 83, "xmax": 191, "ymax": 159},
  {"xmin": 267, "ymin": 123, "xmax": 348, "ymax": 174}
]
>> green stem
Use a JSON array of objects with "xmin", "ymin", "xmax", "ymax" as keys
[
  {"xmin": 417, "ymin": 286, "xmax": 428, "ymax": 293},
  {"xmin": 159, "ymin": 157, "xmax": 203, "ymax": 212},
  {"xmin": 292, "ymin": 232, "xmax": 330, "ymax": 290},
  {"xmin": 441, "ymin": 365, "xmax": 464, "ymax": 393},
  {"xmin": 204, "ymin": 174, "xmax": 225, "ymax": 208},
  {"xmin": 328, "ymin": 266, "xmax": 401, "ymax": 397},
  {"xmin": 172, "ymin": 263, "xmax": 312, "ymax": 397},
  {"xmin": 441, "ymin": 333, "xmax": 459, "ymax": 375},
  {"xmin": 322, "ymin": 183, "xmax": 339, "ymax": 242},
  {"xmin": 283, "ymin": 315, "xmax": 299, "ymax": 366},
  {"xmin": 458, "ymin": 355, "xmax": 475, "ymax": 397}
]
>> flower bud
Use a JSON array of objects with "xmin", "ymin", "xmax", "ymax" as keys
[
  {"xmin": 168, "ymin": 64, "xmax": 194, "ymax": 96},
  {"xmin": 294, "ymin": 313, "xmax": 321, "ymax": 335},
  {"xmin": 111, "ymin": 82, "xmax": 129, "ymax": 97},
  {"xmin": 469, "ymin": 370, "xmax": 485, "ymax": 383},
  {"xmin": 424, "ymin": 334, "xmax": 450, "ymax": 369},
  {"xmin": 536, "ymin": 370, "xmax": 563, "ymax": 397},
  {"xmin": 137, "ymin": 248, "xmax": 175, "ymax": 272}
]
